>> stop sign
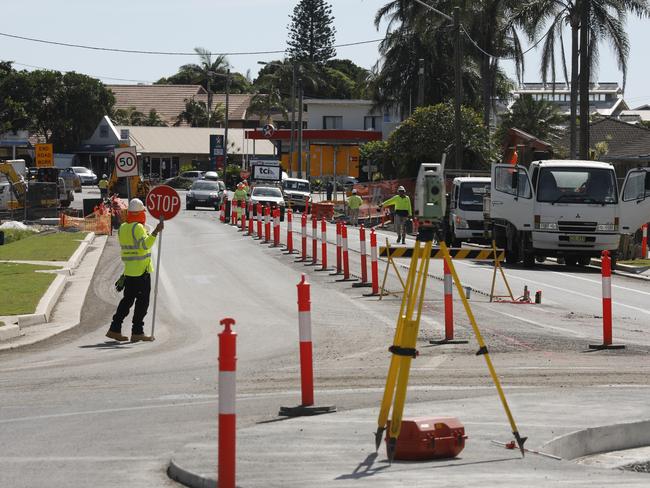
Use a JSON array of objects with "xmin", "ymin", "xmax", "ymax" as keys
[{"xmin": 146, "ymin": 185, "xmax": 181, "ymax": 221}]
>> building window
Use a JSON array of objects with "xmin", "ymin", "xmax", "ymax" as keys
[
  {"xmin": 323, "ymin": 116, "xmax": 343, "ymax": 130},
  {"xmin": 364, "ymin": 116, "xmax": 381, "ymax": 130},
  {"xmin": 99, "ymin": 125, "xmax": 108, "ymax": 138}
]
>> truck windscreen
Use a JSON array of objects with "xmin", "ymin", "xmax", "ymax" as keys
[
  {"xmin": 284, "ymin": 181, "xmax": 310, "ymax": 192},
  {"xmin": 458, "ymin": 183, "xmax": 489, "ymax": 211},
  {"xmin": 536, "ymin": 167, "xmax": 618, "ymax": 204}
]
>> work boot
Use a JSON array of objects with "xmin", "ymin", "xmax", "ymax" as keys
[
  {"xmin": 131, "ymin": 334, "xmax": 154, "ymax": 342},
  {"xmin": 106, "ymin": 330, "xmax": 129, "ymax": 342}
]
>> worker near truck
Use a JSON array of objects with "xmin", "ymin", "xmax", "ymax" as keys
[
  {"xmin": 380, "ymin": 186, "xmax": 412, "ymax": 244},
  {"xmin": 347, "ymin": 189, "xmax": 363, "ymax": 226},
  {"xmin": 106, "ymin": 198, "xmax": 163, "ymax": 343}
]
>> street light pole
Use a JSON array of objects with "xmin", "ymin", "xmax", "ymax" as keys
[
  {"xmin": 224, "ymin": 69, "xmax": 230, "ymax": 167},
  {"xmin": 453, "ymin": 6, "xmax": 463, "ymax": 169},
  {"xmin": 297, "ymin": 78, "xmax": 304, "ymax": 179},
  {"xmin": 289, "ymin": 64, "xmax": 297, "ymax": 177}
]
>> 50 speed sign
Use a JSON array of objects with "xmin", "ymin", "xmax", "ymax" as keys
[{"xmin": 114, "ymin": 146, "xmax": 139, "ymax": 177}]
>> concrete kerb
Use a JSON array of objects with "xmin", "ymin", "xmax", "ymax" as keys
[
  {"xmin": 543, "ymin": 419, "xmax": 650, "ymax": 461},
  {"xmin": 0, "ymin": 323, "xmax": 21, "ymax": 341},
  {"xmin": 13, "ymin": 232, "xmax": 96, "ymax": 329},
  {"xmin": 168, "ymin": 447, "xmax": 216, "ymax": 488}
]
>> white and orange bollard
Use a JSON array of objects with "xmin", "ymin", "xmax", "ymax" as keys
[
  {"xmin": 332, "ymin": 221, "xmax": 342, "ymax": 275},
  {"xmin": 297, "ymin": 212, "xmax": 308, "ymax": 262},
  {"xmin": 352, "ymin": 224, "xmax": 371, "ymax": 288},
  {"xmin": 589, "ymin": 250, "xmax": 624, "ymax": 350},
  {"xmin": 256, "ymin": 203, "xmax": 262, "ymax": 239},
  {"xmin": 264, "ymin": 205, "xmax": 271, "ymax": 243},
  {"xmin": 218, "ymin": 317, "xmax": 237, "ymax": 488},
  {"xmin": 317, "ymin": 217, "xmax": 331, "ymax": 271},
  {"xmin": 230, "ymin": 200, "xmax": 238, "ymax": 226},
  {"xmin": 285, "ymin": 210, "xmax": 296, "ymax": 254},
  {"xmin": 219, "ymin": 200, "xmax": 225, "ymax": 223},
  {"xmin": 363, "ymin": 229, "xmax": 381, "ymax": 296},
  {"xmin": 308, "ymin": 215, "xmax": 318, "ymax": 266},
  {"xmin": 272, "ymin": 207, "xmax": 281, "ymax": 247},
  {"xmin": 336, "ymin": 224, "xmax": 356, "ymax": 282},
  {"xmin": 279, "ymin": 275, "xmax": 336, "ymax": 417},
  {"xmin": 643, "ymin": 224, "xmax": 648, "ymax": 258},
  {"xmin": 430, "ymin": 259, "xmax": 468, "ymax": 345},
  {"xmin": 240, "ymin": 202, "xmax": 246, "ymax": 232},
  {"xmin": 247, "ymin": 202, "xmax": 254, "ymax": 236}
]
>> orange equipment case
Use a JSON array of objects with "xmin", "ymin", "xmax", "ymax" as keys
[{"xmin": 386, "ymin": 417, "xmax": 467, "ymax": 461}]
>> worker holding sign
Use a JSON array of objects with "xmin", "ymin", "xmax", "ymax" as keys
[{"xmin": 106, "ymin": 198, "xmax": 164, "ymax": 342}]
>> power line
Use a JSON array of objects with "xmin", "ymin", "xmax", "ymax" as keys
[
  {"xmin": 12, "ymin": 61, "xmax": 156, "ymax": 84},
  {"xmin": 0, "ymin": 31, "xmax": 382, "ymax": 56}
]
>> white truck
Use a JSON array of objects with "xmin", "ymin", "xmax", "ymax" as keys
[
  {"xmin": 448, "ymin": 177, "xmax": 491, "ymax": 246},
  {"xmin": 488, "ymin": 160, "xmax": 650, "ymax": 267}
]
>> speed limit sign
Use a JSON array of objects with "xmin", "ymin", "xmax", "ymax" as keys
[{"xmin": 114, "ymin": 146, "xmax": 139, "ymax": 177}]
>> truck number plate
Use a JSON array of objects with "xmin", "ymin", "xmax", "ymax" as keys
[{"xmin": 569, "ymin": 235, "xmax": 586, "ymax": 242}]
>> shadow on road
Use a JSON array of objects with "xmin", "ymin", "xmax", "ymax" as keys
[{"xmin": 78, "ymin": 341, "xmax": 135, "ymax": 349}]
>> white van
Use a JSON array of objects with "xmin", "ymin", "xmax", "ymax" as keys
[{"xmin": 448, "ymin": 177, "xmax": 491, "ymax": 246}]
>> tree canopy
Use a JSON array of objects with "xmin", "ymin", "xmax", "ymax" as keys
[
  {"xmin": 387, "ymin": 103, "xmax": 496, "ymax": 177},
  {"xmin": 0, "ymin": 63, "xmax": 115, "ymax": 152},
  {"xmin": 287, "ymin": 0, "xmax": 337, "ymax": 64}
]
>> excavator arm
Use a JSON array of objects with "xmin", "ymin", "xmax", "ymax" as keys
[{"xmin": 0, "ymin": 163, "xmax": 28, "ymax": 202}]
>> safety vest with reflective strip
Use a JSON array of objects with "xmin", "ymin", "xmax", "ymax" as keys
[
  {"xmin": 118, "ymin": 222, "xmax": 157, "ymax": 276},
  {"xmin": 382, "ymin": 194, "xmax": 412, "ymax": 215}
]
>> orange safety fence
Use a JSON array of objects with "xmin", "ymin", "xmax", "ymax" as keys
[
  {"xmin": 59, "ymin": 201, "xmax": 113, "ymax": 235},
  {"xmin": 351, "ymin": 178, "xmax": 416, "ymax": 220}
]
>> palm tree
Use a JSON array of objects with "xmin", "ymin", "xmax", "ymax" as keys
[
  {"xmin": 514, "ymin": 0, "xmax": 649, "ymax": 158},
  {"xmin": 175, "ymin": 98, "xmax": 225, "ymax": 127},
  {"xmin": 496, "ymin": 94, "xmax": 566, "ymax": 143},
  {"xmin": 143, "ymin": 109, "xmax": 167, "ymax": 127},
  {"xmin": 373, "ymin": 0, "xmax": 523, "ymax": 126},
  {"xmin": 112, "ymin": 106, "xmax": 145, "ymax": 125},
  {"xmin": 248, "ymin": 77, "xmax": 289, "ymax": 125}
]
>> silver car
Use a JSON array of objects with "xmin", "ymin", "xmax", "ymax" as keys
[{"xmin": 71, "ymin": 166, "xmax": 98, "ymax": 185}]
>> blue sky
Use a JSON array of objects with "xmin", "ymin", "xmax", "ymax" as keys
[{"xmin": 2, "ymin": 0, "xmax": 649, "ymax": 107}]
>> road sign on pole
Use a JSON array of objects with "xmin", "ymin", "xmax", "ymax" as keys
[
  {"xmin": 114, "ymin": 146, "xmax": 139, "ymax": 178},
  {"xmin": 146, "ymin": 185, "xmax": 181, "ymax": 339},
  {"xmin": 35, "ymin": 144, "xmax": 53, "ymax": 168}
]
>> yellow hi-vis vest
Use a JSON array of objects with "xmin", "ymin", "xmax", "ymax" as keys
[
  {"xmin": 382, "ymin": 194, "xmax": 412, "ymax": 216},
  {"xmin": 118, "ymin": 222, "xmax": 157, "ymax": 276}
]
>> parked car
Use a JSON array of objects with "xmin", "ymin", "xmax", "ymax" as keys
[
  {"xmin": 71, "ymin": 166, "xmax": 98, "ymax": 185},
  {"xmin": 186, "ymin": 180, "xmax": 225, "ymax": 210},
  {"xmin": 59, "ymin": 168, "xmax": 82, "ymax": 193},
  {"xmin": 203, "ymin": 171, "xmax": 219, "ymax": 181},
  {"xmin": 179, "ymin": 170, "xmax": 205, "ymax": 181},
  {"xmin": 335, "ymin": 175, "xmax": 358, "ymax": 190},
  {"xmin": 250, "ymin": 186, "xmax": 285, "ymax": 221}
]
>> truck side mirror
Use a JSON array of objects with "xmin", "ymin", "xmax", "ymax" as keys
[{"xmin": 511, "ymin": 170, "xmax": 519, "ymax": 192}]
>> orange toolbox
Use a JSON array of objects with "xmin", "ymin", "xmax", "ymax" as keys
[{"xmin": 386, "ymin": 417, "xmax": 467, "ymax": 460}]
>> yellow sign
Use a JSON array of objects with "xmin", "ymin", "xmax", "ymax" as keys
[{"xmin": 35, "ymin": 143, "xmax": 54, "ymax": 168}]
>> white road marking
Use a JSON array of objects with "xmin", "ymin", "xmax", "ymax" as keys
[{"xmin": 475, "ymin": 305, "xmax": 583, "ymax": 337}]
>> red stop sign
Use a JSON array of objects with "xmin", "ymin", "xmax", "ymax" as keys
[{"xmin": 146, "ymin": 185, "xmax": 181, "ymax": 221}]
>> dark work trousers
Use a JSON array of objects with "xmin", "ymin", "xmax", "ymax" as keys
[{"xmin": 110, "ymin": 273, "xmax": 151, "ymax": 335}]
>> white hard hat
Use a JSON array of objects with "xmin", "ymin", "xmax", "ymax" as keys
[
  {"xmin": 352, "ymin": 188, "xmax": 357, "ymax": 194},
  {"xmin": 102, "ymin": 174, "xmax": 107, "ymax": 178},
  {"xmin": 128, "ymin": 198, "xmax": 145, "ymax": 212},
  {"xmin": 397, "ymin": 186, "xmax": 406, "ymax": 192}
]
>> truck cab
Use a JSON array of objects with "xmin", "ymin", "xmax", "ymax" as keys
[
  {"xmin": 448, "ymin": 177, "xmax": 490, "ymax": 246},
  {"xmin": 489, "ymin": 160, "xmax": 650, "ymax": 267}
]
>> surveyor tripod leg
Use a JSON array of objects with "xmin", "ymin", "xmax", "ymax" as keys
[
  {"xmin": 375, "ymin": 240, "xmax": 422, "ymax": 449},
  {"xmin": 440, "ymin": 242, "xmax": 526, "ymax": 457},
  {"xmin": 386, "ymin": 239, "xmax": 432, "ymax": 461}
]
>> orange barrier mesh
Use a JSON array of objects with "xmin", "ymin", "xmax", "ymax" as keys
[{"xmin": 59, "ymin": 210, "xmax": 112, "ymax": 235}]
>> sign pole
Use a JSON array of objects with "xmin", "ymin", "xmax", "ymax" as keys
[{"xmin": 150, "ymin": 216, "xmax": 164, "ymax": 339}]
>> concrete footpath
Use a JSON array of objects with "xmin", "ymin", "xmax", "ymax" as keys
[
  {"xmin": 169, "ymin": 386, "xmax": 650, "ymax": 487},
  {"xmin": 0, "ymin": 233, "xmax": 108, "ymax": 351}
]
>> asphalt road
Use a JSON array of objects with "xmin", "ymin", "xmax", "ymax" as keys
[{"xmin": 1, "ymin": 191, "xmax": 650, "ymax": 487}]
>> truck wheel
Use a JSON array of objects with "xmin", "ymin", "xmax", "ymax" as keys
[
  {"xmin": 523, "ymin": 253, "xmax": 535, "ymax": 267},
  {"xmin": 505, "ymin": 247, "xmax": 520, "ymax": 265},
  {"xmin": 577, "ymin": 256, "xmax": 591, "ymax": 267},
  {"xmin": 535, "ymin": 256, "xmax": 547, "ymax": 263}
]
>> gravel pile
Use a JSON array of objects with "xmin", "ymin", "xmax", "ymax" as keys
[{"xmin": 621, "ymin": 461, "xmax": 650, "ymax": 473}]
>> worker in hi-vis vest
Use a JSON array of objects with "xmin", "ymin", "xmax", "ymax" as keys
[
  {"xmin": 380, "ymin": 185, "xmax": 412, "ymax": 244},
  {"xmin": 347, "ymin": 188, "xmax": 363, "ymax": 226},
  {"xmin": 232, "ymin": 183, "xmax": 248, "ymax": 219},
  {"xmin": 106, "ymin": 198, "xmax": 163, "ymax": 342}
]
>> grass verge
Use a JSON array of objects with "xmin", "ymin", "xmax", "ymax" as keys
[
  {"xmin": 0, "ymin": 231, "xmax": 87, "ymax": 261},
  {"xmin": 1, "ymin": 228, "xmax": 37, "ymax": 244},
  {"xmin": 0, "ymin": 263, "xmax": 58, "ymax": 315}
]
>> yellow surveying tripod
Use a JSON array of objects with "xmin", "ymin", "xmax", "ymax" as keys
[{"xmin": 374, "ymin": 227, "xmax": 527, "ymax": 461}]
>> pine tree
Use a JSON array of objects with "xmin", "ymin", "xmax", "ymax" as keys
[{"xmin": 287, "ymin": 0, "xmax": 336, "ymax": 64}]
